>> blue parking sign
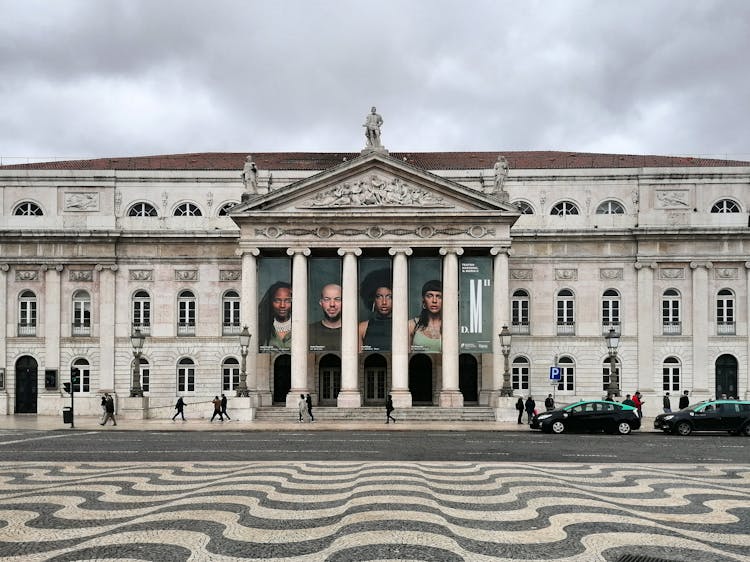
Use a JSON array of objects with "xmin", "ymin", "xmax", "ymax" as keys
[{"xmin": 549, "ymin": 367, "xmax": 561, "ymax": 381}]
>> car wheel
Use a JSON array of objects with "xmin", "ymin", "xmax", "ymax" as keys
[
  {"xmin": 616, "ymin": 422, "xmax": 632, "ymax": 435},
  {"xmin": 675, "ymin": 421, "xmax": 692, "ymax": 436},
  {"xmin": 742, "ymin": 423, "xmax": 750, "ymax": 437},
  {"xmin": 551, "ymin": 421, "xmax": 565, "ymax": 434}
]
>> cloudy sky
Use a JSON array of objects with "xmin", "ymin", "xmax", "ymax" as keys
[{"xmin": 1, "ymin": 0, "xmax": 748, "ymax": 163}]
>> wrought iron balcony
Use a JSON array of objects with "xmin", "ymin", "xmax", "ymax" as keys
[
  {"xmin": 662, "ymin": 321, "xmax": 682, "ymax": 335},
  {"xmin": 510, "ymin": 322, "xmax": 530, "ymax": 335},
  {"xmin": 556, "ymin": 321, "xmax": 575, "ymax": 336},
  {"xmin": 717, "ymin": 321, "xmax": 736, "ymax": 336},
  {"xmin": 71, "ymin": 322, "xmax": 91, "ymax": 336},
  {"xmin": 17, "ymin": 323, "xmax": 36, "ymax": 337},
  {"xmin": 177, "ymin": 323, "xmax": 196, "ymax": 336},
  {"xmin": 223, "ymin": 322, "xmax": 241, "ymax": 336}
]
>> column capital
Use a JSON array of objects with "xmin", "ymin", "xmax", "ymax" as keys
[
  {"xmin": 388, "ymin": 247, "xmax": 413, "ymax": 256},
  {"xmin": 286, "ymin": 247, "xmax": 311, "ymax": 257},
  {"xmin": 337, "ymin": 247, "xmax": 362, "ymax": 257},
  {"xmin": 490, "ymin": 246, "xmax": 511, "ymax": 256},
  {"xmin": 690, "ymin": 261, "xmax": 713, "ymax": 270},
  {"xmin": 634, "ymin": 261, "xmax": 657, "ymax": 271},
  {"xmin": 0, "ymin": 264, "xmax": 8, "ymax": 272},
  {"xmin": 235, "ymin": 247, "xmax": 261, "ymax": 257},
  {"xmin": 745, "ymin": 261, "xmax": 750, "ymax": 270},
  {"xmin": 439, "ymin": 247, "xmax": 464, "ymax": 256},
  {"xmin": 95, "ymin": 264, "xmax": 118, "ymax": 272}
]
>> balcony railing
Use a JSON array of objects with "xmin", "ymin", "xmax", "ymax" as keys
[
  {"xmin": 17, "ymin": 323, "xmax": 36, "ymax": 337},
  {"xmin": 662, "ymin": 321, "xmax": 682, "ymax": 335},
  {"xmin": 223, "ymin": 322, "xmax": 241, "ymax": 336},
  {"xmin": 511, "ymin": 322, "xmax": 530, "ymax": 335},
  {"xmin": 717, "ymin": 321, "xmax": 736, "ymax": 335},
  {"xmin": 132, "ymin": 323, "xmax": 151, "ymax": 336},
  {"xmin": 71, "ymin": 322, "xmax": 91, "ymax": 337},
  {"xmin": 556, "ymin": 322, "xmax": 575, "ymax": 336},
  {"xmin": 602, "ymin": 321, "xmax": 620, "ymax": 336},
  {"xmin": 177, "ymin": 323, "xmax": 196, "ymax": 336}
]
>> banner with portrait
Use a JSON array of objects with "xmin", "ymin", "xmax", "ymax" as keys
[
  {"xmin": 358, "ymin": 258, "xmax": 392, "ymax": 352},
  {"xmin": 459, "ymin": 257, "xmax": 492, "ymax": 352},
  {"xmin": 308, "ymin": 258, "xmax": 342, "ymax": 352},
  {"xmin": 408, "ymin": 258, "xmax": 443, "ymax": 353},
  {"xmin": 258, "ymin": 257, "xmax": 292, "ymax": 353}
]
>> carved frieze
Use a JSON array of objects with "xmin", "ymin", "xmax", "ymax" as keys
[
  {"xmin": 64, "ymin": 192, "xmax": 99, "ymax": 211},
  {"xmin": 130, "ymin": 270, "xmax": 153, "ymax": 282},
  {"xmin": 15, "ymin": 270, "xmax": 39, "ymax": 282},
  {"xmin": 220, "ymin": 270, "xmax": 241, "ymax": 281},
  {"xmin": 555, "ymin": 269, "xmax": 577, "ymax": 281},
  {"xmin": 303, "ymin": 175, "xmax": 450, "ymax": 208},
  {"xmin": 255, "ymin": 225, "xmax": 495, "ymax": 240},
  {"xmin": 175, "ymin": 270, "xmax": 198, "ymax": 281},
  {"xmin": 655, "ymin": 189, "xmax": 690, "ymax": 209},
  {"xmin": 659, "ymin": 267, "xmax": 684, "ymax": 280},
  {"xmin": 600, "ymin": 268, "xmax": 623, "ymax": 280},
  {"xmin": 69, "ymin": 270, "xmax": 93, "ymax": 282},
  {"xmin": 715, "ymin": 267, "xmax": 738, "ymax": 280},
  {"xmin": 510, "ymin": 269, "xmax": 533, "ymax": 280}
]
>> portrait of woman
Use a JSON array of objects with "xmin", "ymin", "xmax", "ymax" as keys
[
  {"xmin": 408, "ymin": 279, "xmax": 442, "ymax": 353},
  {"xmin": 358, "ymin": 268, "xmax": 392, "ymax": 352}
]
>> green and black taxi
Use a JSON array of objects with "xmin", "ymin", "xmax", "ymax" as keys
[
  {"xmin": 530, "ymin": 400, "xmax": 641, "ymax": 435},
  {"xmin": 654, "ymin": 399, "xmax": 750, "ymax": 436}
]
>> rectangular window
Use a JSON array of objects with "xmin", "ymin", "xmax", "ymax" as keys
[
  {"xmin": 140, "ymin": 364, "xmax": 150, "ymax": 393},
  {"xmin": 178, "ymin": 366, "xmax": 195, "ymax": 392},
  {"xmin": 512, "ymin": 364, "xmax": 529, "ymax": 390},
  {"xmin": 663, "ymin": 366, "xmax": 680, "ymax": 391}
]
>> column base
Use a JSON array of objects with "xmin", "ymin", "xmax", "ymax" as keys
[
  {"xmin": 438, "ymin": 390, "xmax": 464, "ymax": 408},
  {"xmin": 226, "ymin": 396, "xmax": 255, "ymax": 421},
  {"xmin": 336, "ymin": 390, "xmax": 362, "ymax": 408},
  {"xmin": 390, "ymin": 389, "xmax": 412, "ymax": 409},
  {"xmin": 119, "ymin": 396, "xmax": 150, "ymax": 419},
  {"xmin": 494, "ymin": 396, "xmax": 521, "ymax": 422}
]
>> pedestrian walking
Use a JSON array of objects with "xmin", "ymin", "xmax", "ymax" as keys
[
  {"xmin": 306, "ymin": 393, "xmax": 315, "ymax": 423},
  {"xmin": 633, "ymin": 391, "xmax": 644, "ymax": 418},
  {"xmin": 100, "ymin": 394, "xmax": 107, "ymax": 423},
  {"xmin": 172, "ymin": 396, "xmax": 186, "ymax": 421},
  {"xmin": 210, "ymin": 396, "xmax": 224, "ymax": 422},
  {"xmin": 298, "ymin": 394, "xmax": 307, "ymax": 423},
  {"xmin": 385, "ymin": 394, "xmax": 396, "ymax": 424},
  {"xmin": 663, "ymin": 392, "xmax": 671, "ymax": 413},
  {"xmin": 100, "ymin": 393, "xmax": 117, "ymax": 426},
  {"xmin": 524, "ymin": 396, "xmax": 536, "ymax": 424},
  {"xmin": 544, "ymin": 394, "xmax": 555, "ymax": 411},
  {"xmin": 622, "ymin": 394, "xmax": 635, "ymax": 407},
  {"xmin": 220, "ymin": 393, "xmax": 231, "ymax": 421},
  {"xmin": 678, "ymin": 390, "xmax": 689, "ymax": 410},
  {"xmin": 515, "ymin": 397, "xmax": 524, "ymax": 424}
]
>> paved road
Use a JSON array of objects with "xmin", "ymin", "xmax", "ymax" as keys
[{"xmin": 1, "ymin": 429, "xmax": 747, "ymax": 463}]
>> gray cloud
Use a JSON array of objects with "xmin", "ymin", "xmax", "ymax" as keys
[{"xmin": 1, "ymin": 0, "xmax": 748, "ymax": 162}]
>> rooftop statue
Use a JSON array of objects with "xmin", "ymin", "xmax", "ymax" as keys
[
  {"xmin": 241, "ymin": 155, "xmax": 259, "ymax": 194},
  {"xmin": 363, "ymin": 106, "xmax": 384, "ymax": 150}
]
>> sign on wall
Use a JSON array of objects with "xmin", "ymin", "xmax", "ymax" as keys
[
  {"xmin": 358, "ymin": 258, "xmax": 392, "ymax": 352},
  {"xmin": 408, "ymin": 258, "xmax": 442, "ymax": 353},
  {"xmin": 459, "ymin": 257, "xmax": 492, "ymax": 352},
  {"xmin": 258, "ymin": 257, "xmax": 292, "ymax": 353},
  {"xmin": 308, "ymin": 258, "xmax": 342, "ymax": 352}
]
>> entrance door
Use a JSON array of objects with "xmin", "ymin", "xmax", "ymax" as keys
[
  {"xmin": 272, "ymin": 355, "xmax": 291, "ymax": 404},
  {"xmin": 715, "ymin": 354, "xmax": 738, "ymax": 398},
  {"xmin": 365, "ymin": 354, "xmax": 387, "ymax": 404},
  {"xmin": 458, "ymin": 354, "xmax": 478, "ymax": 402},
  {"xmin": 409, "ymin": 354, "xmax": 433, "ymax": 404},
  {"xmin": 319, "ymin": 354, "xmax": 341, "ymax": 405},
  {"xmin": 15, "ymin": 356, "xmax": 38, "ymax": 414}
]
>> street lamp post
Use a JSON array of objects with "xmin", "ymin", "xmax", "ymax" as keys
[
  {"xmin": 605, "ymin": 327, "xmax": 620, "ymax": 397},
  {"xmin": 499, "ymin": 325, "xmax": 513, "ymax": 397},
  {"xmin": 130, "ymin": 328, "xmax": 145, "ymax": 397},
  {"xmin": 237, "ymin": 326, "xmax": 251, "ymax": 397}
]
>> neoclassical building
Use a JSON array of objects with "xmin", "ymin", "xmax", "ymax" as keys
[{"xmin": 1, "ymin": 123, "xmax": 749, "ymax": 419}]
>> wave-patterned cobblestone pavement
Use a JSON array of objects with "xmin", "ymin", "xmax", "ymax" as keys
[{"xmin": 0, "ymin": 462, "xmax": 748, "ymax": 562}]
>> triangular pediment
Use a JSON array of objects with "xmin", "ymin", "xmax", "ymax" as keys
[{"xmin": 231, "ymin": 151, "xmax": 518, "ymax": 215}]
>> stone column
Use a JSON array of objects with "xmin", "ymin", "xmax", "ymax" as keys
[
  {"xmin": 389, "ymin": 246, "xmax": 412, "ymax": 408},
  {"xmin": 635, "ymin": 262, "xmax": 656, "ymax": 393},
  {"xmin": 691, "ymin": 262, "xmax": 712, "ymax": 394},
  {"xmin": 239, "ymin": 247, "xmax": 262, "ymax": 405},
  {"xmin": 489, "ymin": 247, "xmax": 510, "ymax": 405},
  {"xmin": 286, "ymin": 247, "xmax": 310, "ymax": 407},
  {"xmin": 44, "ymin": 265, "xmax": 63, "ymax": 373},
  {"xmin": 337, "ymin": 247, "xmax": 362, "ymax": 407},
  {"xmin": 439, "ymin": 247, "xmax": 464, "ymax": 407},
  {"xmin": 745, "ymin": 262, "xmax": 750, "ymax": 399},
  {"xmin": 96, "ymin": 264, "xmax": 117, "ymax": 392},
  {"xmin": 0, "ymin": 265, "xmax": 7, "ymax": 412}
]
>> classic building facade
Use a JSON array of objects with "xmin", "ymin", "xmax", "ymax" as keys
[{"xmin": 2, "ymin": 125, "xmax": 749, "ymax": 419}]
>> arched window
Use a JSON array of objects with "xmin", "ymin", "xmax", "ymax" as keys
[
  {"xmin": 662, "ymin": 289, "xmax": 681, "ymax": 335},
  {"xmin": 556, "ymin": 289, "xmax": 575, "ymax": 335},
  {"xmin": 137, "ymin": 357, "xmax": 150, "ymax": 393},
  {"xmin": 132, "ymin": 290, "xmax": 151, "ymax": 334},
  {"xmin": 173, "ymin": 202, "xmax": 202, "ymax": 217},
  {"xmin": 512, "ymin": 356, "xmax": 530, "ymax": 390},
  {"xmin": 222, "ymin": 357, "xmax": 240, "ymax": 391},
  {"xmin": 601, "ymin": 289, "xmax": 621, "ymax": 334},
  {"xmin": 177, "ymin": 290, "xmax": 196, "ymax": 336},
  {"xmin": 550, "ymin": 201, "xmax": 579, "ymax": 216},
  {"xmin": 602, "ymin": 357, "xmax": 620, "ymax": 391},
  {"xmin": 222, "ymin": 290, "xmax": 241, "ymax": 335},
  {"xmin": 663, "ymin": 357, "xmax": 681, "ymax": 392},
  {"xmin": 72, "ymin": 290, "xmax": 91, "ymax": 336},
  {"xmin": 18, "ymin": 290, "xmax": 37, "ymax": 336},
  {"xmin": 596, "ymin": 200, "xmax": 625, "ymax": 214},
  {"xmin": 14, "ymin": 201, "xmax": 43, "ymax": 216},
  {"xmin": 177, "ymin": 358, "xmax": 195, "ymax": 393},
  {"xmin": 511, "ymin": 289, "xmax": 530, "ymax": 334},
  {"xmin": 556, "ymin": 356, "xmax": 575, "ymax": 392},
  {"xmin": 711, "ymin": 199, "xmax": 740, "ymax": 213},
  {"xmin": 128, "ymin": 202, "xmax": 158, "ymax": 217},
  {"xmin": 71, "ymin": 358, "xmax": 90, "ymax": 393},
  {"xmin": 716, "ymin": 288, "xmax": 735, "ymax": 335},
  {"xmin": 218, "ymin": 202, "xmax": 239, "ymax": 216},
  {"xmin": 513, "ymin": 201, "xmax": 534, "ymax": 215}
]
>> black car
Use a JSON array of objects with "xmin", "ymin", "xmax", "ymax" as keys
[
  {"xmin": 654, "ymin": 399, "xmax": 750, "ymax": 436},
  {"xmin": 530, "ymin": 400, "xmax": 641, "ymax": 435}
]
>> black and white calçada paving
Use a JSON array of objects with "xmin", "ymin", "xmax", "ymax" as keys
[{"xmin": 0, "ymin": 462, "xmax": 748, "ymax": 562}]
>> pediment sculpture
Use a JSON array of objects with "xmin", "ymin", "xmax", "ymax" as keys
[{"xmin": 305, "ymin": 175, "xmax": 450, "ymax": 208}]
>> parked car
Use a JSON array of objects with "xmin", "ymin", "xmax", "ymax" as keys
[
  {"xmin": 530, "ymin": 400, "xmax": 641, "ymax": 435},
  {"xmin": 654, "ymin": 399, "xmax": 750, "ymax": 436}
]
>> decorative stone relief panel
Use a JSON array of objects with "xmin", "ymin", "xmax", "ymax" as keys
[
  {"xmin": 303, "ymin": 174, "xmax": 450, "ymax": 208},
  {"xmin": 555, "ymin": 269, "xmax": 578, "ymax": 281},
  {"xmin": 715, "ymin": 267, "xmax": 738, "ymax": 280},
  {"xmin": 599, "ymin": 268, "xmax": 623, "ymax": 280},
  {"xmin": 69, "ymin": 270, "xmax": 93, "ymax": 282},
  {"xmin": 175, "ymin": 270, "xmax": 198, "ymax": 281},
  {"xmin": 510, "ymin": 269, "xmax": 533, "ymax": 280},
  {"xmin": 654, "ymin": 189, "xmax": 690, "ymax": 209},
  {"xmin": 255, "ymin": 224, "xmax": 494, "ymax": 240},
  {"xmin": 220, "ymin": 270, "xmax": 241, "ymax": 281},
  {"xmin": 64, "ymin": 192, "xmax": 99, "ymax": 211},
  {"xmin": 130, "ymin": 270, "xmax": 153, "ymax": 282},
  {"xmin": 15, "ymin": 270, "xmax": 39, "ymax": 282},
  {"xmin": 659, "ymin": 267, "xmax": 684, "ymax": 280}
]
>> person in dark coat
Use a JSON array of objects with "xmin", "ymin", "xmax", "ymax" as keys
[
  {"xmin": 524, "ymin": 396, "xmax": 536, "ymax": 424},
  {"xmin": 386, "ymin": 394, "xmax": 396, "ymax": 424},
  {"xmin": 100, "ymin": 393, "xmax": 117, "ymax": 426},
  {"xmin": 663, "ymin": 392, "xmax": 672, "ymax": 413},
  {"xmin": 220, "ymin": 393, "xmax": 231, "ymax": 421},
  {"xmin": 544, "ymin": 394, "xmax": 555, "ymax": 411},
  {"xmin": 172, "ymin": 396, "xmax": 186, "ymax": 421},
  {"xmin": 679, "ymin": 390, "xmax": 689, "ymax": 410},
  {"xmin": 306, "ymin": 393, "xmax": 315, "ymax": 422},
  {"xmin": 210, "ymin": 396, "xmax": 224, "ymax": 422},
  {"xmin": 515, "ymin": 397, "xmax": 524, "ymax": 424}
]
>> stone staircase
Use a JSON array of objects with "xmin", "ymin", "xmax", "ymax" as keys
[{"xmin": 254, "ymin": 406, "xmax": 497, "ymax": 422}]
